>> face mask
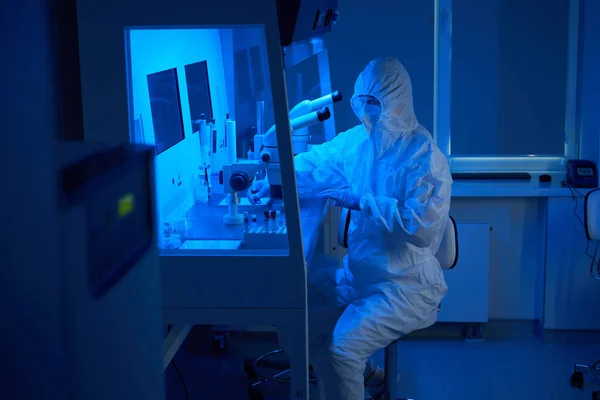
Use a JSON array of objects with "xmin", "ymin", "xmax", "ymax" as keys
[{"xmin": 361, "ymin": 103, "xmax": 382, "ymax": 133}]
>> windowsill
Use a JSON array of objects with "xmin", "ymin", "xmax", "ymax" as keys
[{"xmin": 452, "ymin": 173, "xmax": 595, "ymax": 198}]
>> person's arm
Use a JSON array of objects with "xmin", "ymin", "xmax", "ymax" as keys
[
  {"xmin": 294, "ymin": 127, "xmax": 358, "ymax": 190},
  {"xmin": 361, "ymin": 148, "xmax": 452, "ymax": 247},
  {"xmin": 247, "ymin": 127, "xmax": 356, "ymax": 203}
]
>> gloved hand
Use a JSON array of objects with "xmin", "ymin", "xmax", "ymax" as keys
[
  {"xmin": 317, "ymin": 189, "xmax": 362, "ymax": 211},
  {"xmin": 319, "ymin": 190, "xmax": 398, "ymax": 232},
  {"xmin": 247, "ymin": 179, "xmax": 270, "ymax": 205}
]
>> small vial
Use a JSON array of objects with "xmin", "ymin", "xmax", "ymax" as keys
[
  {"xmin": 263, "ymin": 211, "xmax": 270, "ymax": 233},
  {"xmin": 275, "ymin": 210, "xmax": 281, "ymax": 230},
  {"xmin": 280, "ymin": 206, "xmax": 286, "ymax": 228},
  {"xmin": 251, "ymin": 214, "xmax": 257, "ymax": 233},
  {"xmin": 269, "ymin": 210, "xmax": 276, "ymax": 233},
  {"xmin": 243, "ymin": 212, "xmax": 249, "ymax": 232}
]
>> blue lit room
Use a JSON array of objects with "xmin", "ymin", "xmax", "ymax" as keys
[{"xmin": 4, "ymin": 0, "xmax": 600, "ymax": 399}]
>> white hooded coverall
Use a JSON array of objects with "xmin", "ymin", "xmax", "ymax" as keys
[{"xmin": 280, "ymin": 58, "xmax": 453, "ymax": 400}]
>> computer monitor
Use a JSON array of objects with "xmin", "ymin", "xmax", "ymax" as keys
[
  {"xmin": 146, "ymin": 68, "xmax": 185, "ymax": 154},
  {"xmin": 184, "ymin": 60, "xmax": 213, "ymax": 133}
]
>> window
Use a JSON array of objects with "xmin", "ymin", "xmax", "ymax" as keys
[
  {"xmin": 147, "ymin": 68, "xmax": 185, "ymax": 154},
  {"xmin": 435, "ymin": 0, "xmax": 579, "ymax": 172}
]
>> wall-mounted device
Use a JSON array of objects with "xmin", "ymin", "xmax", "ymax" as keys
[
  {"xmin": 566, "ymin": 159, "xmax": 598, "ymax": 188},
  {"xmin": 276, "ymin": 0, "xmax": 339, "ymax": 47}
]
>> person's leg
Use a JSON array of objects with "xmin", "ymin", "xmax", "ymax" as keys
[
  {"xmin": 314, "ymin": 292, "xmax": 404, "ymax": 400},
  {"xmin": 277, "ymin": 254, "xmax": 352, "ymax": 398}
]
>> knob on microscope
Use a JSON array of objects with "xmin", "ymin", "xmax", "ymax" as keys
[
  {"xmin": 261, "ymin": 151, "xmax": 272, "ymax": 163},
  {"xmin": 229, "ymin": 171, "xmax": 251, "ymax": 192}
]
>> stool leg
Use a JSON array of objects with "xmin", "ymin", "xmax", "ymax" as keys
[{"xmin": 384, "ymin": 341, "xmax": 398, "ymax": 399}]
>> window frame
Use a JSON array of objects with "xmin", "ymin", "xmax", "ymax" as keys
[{"xmin": 433, "ymin": 0, "xmax": 581, "ymax": 173}]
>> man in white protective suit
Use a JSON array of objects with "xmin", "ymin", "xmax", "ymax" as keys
[{"xmin": 248, "ymin": 57, "xmax": 453, "ymax": 400}]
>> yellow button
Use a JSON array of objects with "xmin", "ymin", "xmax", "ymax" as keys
[{"xmin": 118, "ymin": 193, "xmax": 135, "ymax": 218}]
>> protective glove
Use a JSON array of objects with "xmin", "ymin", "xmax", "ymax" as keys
[
  {"xmin": 319, "ymin": 190, "xmax": 399, "ymax": 232},
  {"xmin": 317, "ymin": 189, "xmax": 362, "ymax": 211},
  {"xmin": 247, "ymin": 179, "xmax": 270, "ymax": 205},
  {"xmin": 360, "ymin": 194, "xmax": 401, "ymax": 233}
]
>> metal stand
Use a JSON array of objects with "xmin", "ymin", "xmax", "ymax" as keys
[
  {"xmin": 247, "ymin": 349, "xmax": 317, "ymax": 386},
  {"xmin": 383, "ymin": 340, "xmax": 399, "ymax": 400}
]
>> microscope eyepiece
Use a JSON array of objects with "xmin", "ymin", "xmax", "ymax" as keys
[
  {"xmin": 331, "ymin": 91, "xmax": 342, "ymax": 103},
  {"xmin": 317, "ymin": 107, "xmax": 331, "ymax": 122}
]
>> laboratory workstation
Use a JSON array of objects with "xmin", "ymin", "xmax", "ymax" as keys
[
  {"xmin": 5, "ymin": 0, "xmax": 600, "ymax": 399},
  {"xmin": 74, "ymin": 0, "xmax": 343, "ymax": 398}
]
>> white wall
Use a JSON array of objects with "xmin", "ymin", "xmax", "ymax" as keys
[{"xmin": 129, "ymin": 29, "xmax": 228, "ymax": 222}]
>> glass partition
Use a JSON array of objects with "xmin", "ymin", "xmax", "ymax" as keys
[
  {"xmin": 127, "ymin": 26, "xmax": 337, "ymax": 256},
  {"xmin": 280, "ymin": 44, "xmax": 338, "ymax": 216},
  {"xmin": 128, "ymin": 26, "xmax": 291, "ymax": 255}
]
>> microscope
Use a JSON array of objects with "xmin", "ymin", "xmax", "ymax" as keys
[{"xmin": 221, "ymin": 91, "xmax": 342, "ymax": 225}]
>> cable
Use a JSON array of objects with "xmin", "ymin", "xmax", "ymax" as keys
[
  {"xmin": 567, "ymin": 184, "xmax": 586, "ymax": 227},
  {"xmin": 167, "ymin": 324, "xmax": 189, "ymax": 400}
]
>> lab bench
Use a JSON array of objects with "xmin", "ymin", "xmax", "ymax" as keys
[
  {"xmin": 449, "ymin": 175, "xmax": 598, "ymax": 331},
  {"xmin": 161, "ymin": 196, "xmax": 330, "ymax": 386},
  {"xmin": 161, "ymin": 193, "xmax": 328, "ymax": 260},
  {"xmin": 452, "ymin": 173, "xmax": 593, "ymax": 198}
]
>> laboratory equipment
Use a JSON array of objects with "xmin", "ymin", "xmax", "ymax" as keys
[
  {"xmin": 257, "ymin": 100, "xmax": 265, "ymax": 136},
  {"xmin": 244, "ymin": 211, "xmax": 250, "ymax": 231},
  {"xmin": 263, "ymin": 210, "xmax": 270, "ymax": 231},
  {"xmin": 251, "ymin": 214, "xmax": 258, "ymax": 232},
  {"xmin": 210, "ymin": 118, "xmax": 218, "ymax": 163},
  {"xmin": 566, "ymin": 159, "xmax": 598, "ymax": 188},
  {"xmin": 76, "ymin": 0, "xmax": 340, "ymax": 398},
  {"xmin": 221, "ymin": 103, "xmax": 334, "ymax": 225},
  {"xmin": 59, "ymin": 142, "xmax": 164, "ymax": 399},
  {"xmin": 8, "ymin": 1, "xmax": 166, "ymax": 396},
  {"xmin": 193, "ymin": 170, "xmax": 209, "ymax": 203},
  {"xmin": 225, "ymin": 113, "xmax": 237, "ymax": 163},
  {"xmin": 199, "ymin": 116, "xmax": 213, "ymax": 198},
  {"xmin": 258, "ymin": 91, "xmax": 342, "ymax": 191},
  {"xmin": 269, "ymin": 210, "xmax": 276, "ymax": 232}
]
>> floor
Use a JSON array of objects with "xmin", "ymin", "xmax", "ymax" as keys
[{"xmin": 165, "ymin": 326, "xmax": 600, "ymax": 400}]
